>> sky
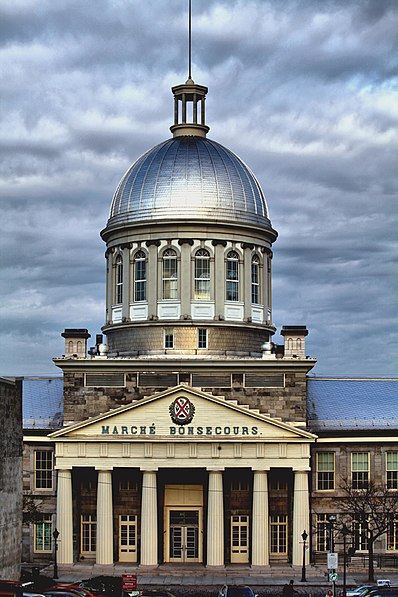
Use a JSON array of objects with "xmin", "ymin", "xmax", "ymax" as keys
[{"xmin": 0, "ymin": 0, "xmax": 397, "ymax": 377}]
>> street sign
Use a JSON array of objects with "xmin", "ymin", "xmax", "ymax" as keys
[
  {"xmin": 327, "ymin": 552, "xmax": 338, "ymax": 570},
  {"xmin": 329, "ymin": 572, "xmax": 338, "ymax": 582},
  {"xmin": 122, "ymin": 574, "xmax": 137, "ymax": 592}
]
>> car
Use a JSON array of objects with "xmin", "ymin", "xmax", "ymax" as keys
[
  {"xmin": 219, "ymin": 586, "xmax": 258, "ymax": 597},
  {"xmin": 0, "ymin": 582, "xmax": 35, "ymax": 597},
  {"xmin": 346, "ymin": 586, "xmax": 376, "ymax": 597},
  {"xmin": 360, "ymin": 588, "xmax": 398, "ymax": 597}
]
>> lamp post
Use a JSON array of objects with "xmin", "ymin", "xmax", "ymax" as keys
[
  {"xmin": 301, "ymin": 530, "xmax": 308, "ymax": 582},
  {"xmin": 53, "ymin": 528, "xmax": 60, "ymax": 579},
  {"xmin": 328, "ymin": 515, "xmax": 337, "ymax": 597},
  {"xmin": 342, "ymin": 524, "xmax": 350, "ymax": 597}
]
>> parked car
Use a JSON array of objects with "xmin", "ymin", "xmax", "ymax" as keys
[
  {"xmin": 0, "ymin": 582, "xmax": 34, "ymax": 597},
  {"xmin": 219, "ymin": 586, "xmax": 258, "ymax": 597},
  {"xmin": 360, "ymin": 587, "xmax": 398, "ymax": 597},
  {"xmin": 346, "ymin": 586, "xmax": 376, "ymax": 597}
]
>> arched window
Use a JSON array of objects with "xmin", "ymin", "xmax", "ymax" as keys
[
  {"xmin": 194, "ymin": 249, "xmax": 210, "ymax": 300},
  {"xmin": 162, "ymin": 249, "xmax": 178, "ymax": 299},
  {"xmin": 115, "ymin": 255, "xmax": 123, "ymax": 304},
  {"xmin": 226, "ymin": 250, "xmax": 239, "ymax": 301},
  {"xmin": 134, "ymin": 250, "xmax": 146, "ymax": 302},
  {"xmin": 251, "ymin": 254, "xmax": 260, "ymax": 304}
]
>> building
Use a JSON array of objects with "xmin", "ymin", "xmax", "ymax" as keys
[
  {"xmin": 0, "ymin": 377, "xmax": 23, "ymax": 579},
  {"xmin": 20, "ymin": 73, "xmax": 398, "ymax": 574}
]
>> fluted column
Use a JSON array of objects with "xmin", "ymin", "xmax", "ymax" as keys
[
  {"xmin": 179, "ymin": 240, "xmax": 193, "ymax": 318},
  {"xmin": 292, "ymin": 470, "xmax": 310, "ymax": 566},
  {"xmin": 146, "ymin": 242, "xmax": 159, "ymax": 319},
  {"xmin": 213, "ymin": 241, "xmax": 225, "ymax": 319},
  {"xmin": 243, "ymin": 245, "xmax": 252, "ymax": 321},
  {"xmin": 207, "ymin": 469, "xmax": 224, "ymax": 567},
  {"xmin": 121, "ymin": 246, "xmax": 130, "ymax": 321},
  {"xmin": 106, "ymin": 251, "xmax": 113, "ymax": 323},
  {"xmin": 56, "ymin": 468, "xmax": 73, "ymax": 564},
  {"xmin": 96, "ymin": 469, "xmax": 113, "ymax": 565},
  {"xmin": 140, "ymin": 470, "xmax": 158, "ymax": 566},
  {"xmin": 252, "ymin": 470, "xmax": 269, "ymax": 567}
]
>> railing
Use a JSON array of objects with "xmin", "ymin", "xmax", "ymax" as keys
[{"xmin": 313, "ymin": 551, "xmax": 398, "ymax": 569}]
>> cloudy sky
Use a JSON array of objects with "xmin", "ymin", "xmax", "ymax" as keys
[{"xmin": 1, "ymin": 0, "xmax": 397, "ymax": 377}]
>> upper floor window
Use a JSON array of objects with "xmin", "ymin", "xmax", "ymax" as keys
[
  {"xmin": 34, "ymin": 450, "xmax": 53, "ymax": 490},
  {"xmin": 251, "ymin": 254, "xmax": 260, "ymax": 304},
  {"xmin": 34, "ymin": 514, "xmax": 53, "ymax": 553},
  {"xmin": 226, "ymin": 250, "xmax": 239, "ymax": 301},
  {"xmin": 162, "ymin": 249, "xmax": 178, "ymax": 299},
  {"xmin": 198, "ymin": 328, "xmax": 208, "ymax": 349},
  {"xmin": 115, "ymin": 255, "xmax": 123, "ymax": 304},
  {"xmin": 164, "ymin": 328, "xmax": 174, "ymax": 349},
  {"xmin": 387, "ymin": 452, "xmax": 398, "ymax": 490},
  {"xmin": 134, "ymin": 250, "xmax": 146, "ymax": 302},
  {"xmin": 194, "ymin": 249, "xmax": 210, "ymax": 300},
  {"xmin": 317, "ymin": 452, "xmax": 335, "ymax": 491},
  {"xmin": 352, "ymin": 452, "xmax": 369, "ymax": 489}
]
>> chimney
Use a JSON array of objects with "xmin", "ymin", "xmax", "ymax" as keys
[
  {"xmin": 61, "ymin": 329, "xmax": 91, "ymax": 358},
  {"xmin": 280, "ymin": 326, "xmax": 308, "ymax": 358}
]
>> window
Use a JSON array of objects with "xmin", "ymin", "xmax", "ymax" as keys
[
  {"xmin": 34, "ymin": 450, "xmax": 53, "ymax": 490},
  {"xmin": 162, "ymin": 249, "xmax": 178, "ymax": 299},
  {"xmin": 134, "ymin": 250, "xmax": 146, "ymax": 302},
  {"xmin": 352, "ymin": 452, "xmax": 369, "ymax": 489},
  {"xmin": 164, "ymin": 328, "xmax": 174, "ymax": 349},
  {"xmin": 251, "ymin": 254, "xmax": 260, "ymax": 304},
  {"xmin": 226, "ymin": 250, "xmax": 239, "ymax": 301},
  {"xmin": 198, "ymin": 328, "xmax": 208, "ymax": 349},
  {"xmin": 270, "ymin": 515, "xmax": 287, "ymax": 554},
  {"xmin": 194, "ymin": 249, "xmax": 210, "ymax": 299},
  {"xmin": 353, "ymin": 519, "xmax": 368, "ymax": 551},
  {"xmin": 34, "ymin": 514, "xmax": 53, "ymax": 552},
  {"xmin": 231, "ymin": 480, "xmax": 249, "ymax": 492},
  {"xmin": 316, "ymin": 514, "xmax": 331, "ymax": 552},
  {"xmin": 115, "ymin": 255, "xmax": 123, "ymax": 304},
  {"xmin": 387, "ymin": 514, "xmax": 398, "ymax": 550},
  {"xmin": 119, "ymin": 479, "xmax": 138, "ymax": 492},
  {"xmin": 81, "ymin": 514, "xmax": 96, "ymax": 554},
  {"xmin": 387, "ymin": 452, "xmax": 398, "ymax": 490},
  {"xmin": 317, "ymin": 452, "xmax": 335, "ymax": 491}
]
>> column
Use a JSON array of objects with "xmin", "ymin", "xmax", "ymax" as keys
[
  {"xmin": 207, "ymin": 469, "xmax": 224, "ymax": 567},
  {"xmin": 106, "ymin": 250, "xmax": 113, "ymax": 324},
  {"xmin": 243, "ymin": 244, "xmax": 252, "ymax": 321},
  {"xmin": 56, "ymin": 468, "xmax": 73, "ymax": 564},
  {"xmin": 121, "ymin": 245, "xmax": 130, "ymax": 321},
  {"xmin": 267, "ymin": 253, "xmax": 272, "ymax": 321},
  {"xmin": 178, "ymin": 239, "xmax": 193, "ymax": 318},
  {"xmin": 96, "ymin": 469, "xmax": 114, "ymax": 565},
  {"xmin": 292, "ymin": 470, "xmax": 310, "ymax": 566},
  {"xmin": 212, "ymin": 240, "xmax": 226, "ymax": 319},
  {"xmin": 140, "ymin": 470, "xmax": 158, "ymax": 566},
  {"xmin": 252, "ymin": 470, "xmax": 269, "ymax": 567},
  {"xmin": 146, "ymin": 241, "xmax": 159, "ymax": 319}
]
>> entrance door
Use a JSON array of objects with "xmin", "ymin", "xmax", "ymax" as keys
[
  {"xmin": 230, "ymin": 515, "xmax": 249, "ymax": 563},
  {"xmin": 169, "ymin": 510, "xmax": 200, "ymax": 562},
  {"xmin": 119, "ymin": 515, "xmax": 137, "ymax": 562}
]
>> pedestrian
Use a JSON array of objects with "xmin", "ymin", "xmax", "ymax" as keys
[
  {"xmin": 325, "ymin": 590, "xmax": 333, "ymax": 597},
  {"xmin": 281, "ymin": 579, "xmax": 297, "ymax": 597}
]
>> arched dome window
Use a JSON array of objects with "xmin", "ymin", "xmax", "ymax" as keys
[
  {"xmin": 194, "ymin": 249, "xmax": 210, "ymax": 300},
  {"xmin": 134, "ymin": 250, "xmax": 147, "ymax": 302},
  {"xmin": 162, "ymin": 249, "xmax": 178, "ymax": 299},
  {"xmin": 226, "ymin": 251, "xmax": 239, "ymax": 302},
  {"xmin": 251, "ymin": 254, "xmax": 260, "ymax": 304},
  {"xmin": 115, "ymin": 255, "xmax": 123, "ymax": 304}
]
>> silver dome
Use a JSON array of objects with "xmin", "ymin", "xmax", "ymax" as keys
[{"xmin": 107, "ymin": 137, "xmax": 272, "ymax": 230}]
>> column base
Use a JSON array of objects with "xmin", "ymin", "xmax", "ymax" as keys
[
  {"xmin": 250, "ymin": 565, "xmax": 271, "ymax": 571},
  {"xmin": 205, "ymin": 565, "xmax": 225, "ymax": 570},
  {"xmin": 139, "ymin": 564, "xmax": 159, "ymax": 570}
]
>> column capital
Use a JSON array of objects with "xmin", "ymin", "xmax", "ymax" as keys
[
  {"xmin": 178, "ymin": 238, "xmax": 194, "ymax": 246},
  {"xmin": 139, "ymin": 466, "xmax": 159, "ymax": 472},
  {"xmin": 241, "ymin": 242, "xmax": 254, "ymax": 250},
  {"xmin": 95, "ymin": 466, "xmax": 114, "ymax": 471},
  {"xmin": 211, "ymin": 239, "xmax": 227, "ymax": 247},
  {"xmin": 206, "ymin": 467, "xmax": 225, "ymax": 472},
  {"xmin": 251, "ymin": 466, "xmax": 271, "ymax": 472},
  {"xmin": 146, "ymin": 239, "xmax": 161, "ymax": 247}
]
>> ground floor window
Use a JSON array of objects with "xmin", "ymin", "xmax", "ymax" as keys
[
  {"xmin": 81, "ymin": 514, "xmax": 96, "ymax": 554},
  {"xmin": 316, "ymin": 513, "xmax": 331, "ymax": 551},
  {"xmin": 34, "ymin": 514, "xmax": 53, "ymax": 552},
  {"xmin": 353, "ymin": 519, "xmax": 369, "ymax": 551},
  {"xmin": 387, "ymin": 514, "xmax": 398, "ymax": 550},
  {"xmin": 270, "ymin": 515, "xmax": 288, "ymax": 554}
]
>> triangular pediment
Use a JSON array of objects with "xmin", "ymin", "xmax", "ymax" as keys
[{"xmin": 50, "ymin": 385, "xmax": 316, "ymax": 442}]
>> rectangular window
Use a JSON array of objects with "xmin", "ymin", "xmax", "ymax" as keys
[
  {"xmin": 231, "ymin": 480, "xmax": 249, "ymax": 492},
  {"xmin": 198, "ymin": 328, "xmax": 208, "ymax": 349},
  {"xmin": 119, "ymin": 479, "xmax": 138, "ymax": 492},
  {"xmin": 164, "ymin": 328, "xmax": 174, "ymax": 349},
  {"xmin": 270, "ymin": 515, "xmax": 287, "ymax": 554},
  {"xmin": 387, "ymin": 452, "xmax": 398, "ymax": 490},
  {"xmin": 353, "ymin": 519, "xmax": 368, "ymax": 551},
  {"xmin": 81, "ymin": 514, "xmax": 97, "ymax": 554},
  {"xmin": 316, "ymin": 514, "xmax": 331, "ymax": 551},
  {"xmin": 317, "ymin": 452, "xmax": 335, "ymax": 491},
  {"xmin": 34, "ymin": 451, "xmax": 53, "ymax": 490},
  {"xmin": 352, "ymin": 452, "xmax": 369, "ymax": 489},
  {"xmin": 387, "ymin": 514, "xmax": 398, "ymax": 550},
  {"xmin": 34, "ymin": 514, "xmax": 53, "ymax": 552}
]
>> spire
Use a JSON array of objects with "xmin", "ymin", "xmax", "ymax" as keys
[{"xmin": 170, "ymin": 0, "xmax": 210, "ymax": 138}]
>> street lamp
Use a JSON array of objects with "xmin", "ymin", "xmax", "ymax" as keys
[
  {"xmin": 53, "ymin": 528, "xmax": 60, "ymax": 579},
  {"xmin": 301, "ymin": 530, "xmax": 308, "ymax": 582},
  {"xmin": 342, "ymin": 524, "xmax": 350, "ymax": 597}
]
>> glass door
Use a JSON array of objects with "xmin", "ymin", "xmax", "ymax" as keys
[
  {"xmin": 230, "ymin": 515, "xmax": 249, "ymax": 563},
  {"xmin": 119, "ymin": 515, "xmax": 137, "ymax": 562},
  {"xmin": 169, "ymin": 510, "xmax": 200, "ymax": 562}
]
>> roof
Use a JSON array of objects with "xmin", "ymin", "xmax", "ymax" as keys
[
  {"xmin": 106, "ymin": 136, "xmax": 273, "ymax": 232},
  {"xmin": 307, "ymin": 377, "xmax": 398, "ymax": 431},
  {"xmin": 22, "ymin": 377, "xmax": 63, "ymax": 429}
]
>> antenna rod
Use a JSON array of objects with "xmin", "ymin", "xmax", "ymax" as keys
[{"xmin": 188, "ymin": 0, "xmax": 192, "ymax": 79}]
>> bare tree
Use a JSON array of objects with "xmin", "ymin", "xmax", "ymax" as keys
[{"xmin": 339, "ymin": 482, "xmax": 398, "ymax": 582}]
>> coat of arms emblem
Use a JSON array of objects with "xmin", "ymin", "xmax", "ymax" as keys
[{"xmin": 169, "ymin": 396, "xmax": 195, "ymax": 425}]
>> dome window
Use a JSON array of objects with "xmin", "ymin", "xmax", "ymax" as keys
[
  {"xmin": 226, "ymin": 251, "xmax": 239, "ymax": 302},
  {"xmin": 162, "ymin": 249, "xmax": 178, "ymax": 299},
  {"xmin": 251, "ymin": 254, "xmax": 260, "ymax": 305},
  {"xmin": 194, "ymin": 249, "xmax": 210, "ymax": 300},
  {"xmin": 115, "ymin": 255, "xmax": 123, "ymax": 305},
  {"xmin": 134, "ymin": 250, "xmax": 147, "ymax": 302}
]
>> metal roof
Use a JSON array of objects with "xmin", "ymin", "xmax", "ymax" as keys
[
  {"xmin": 107, "ymin": 136, "xmax": 272, "ymax": 231},
  {"xmin": 22, "ymin": 377, "xmax": 63, "ymax": 429},
  {"xmin": 307, "ymin": 377, "xmax": 398, "ymax": 431}
]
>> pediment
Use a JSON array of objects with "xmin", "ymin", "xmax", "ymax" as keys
[{"xmin": 50, "ymin": 385, "xmax": 315, "ymax": 442}]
